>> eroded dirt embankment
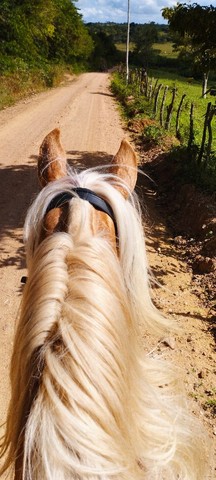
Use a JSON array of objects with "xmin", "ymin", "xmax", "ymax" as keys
[{"xmin": 136, "ymin": 140, "xmax": 216, "ymax": 448}]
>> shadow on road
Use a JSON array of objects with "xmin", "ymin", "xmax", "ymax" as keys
[
  {"xmin": 0, "ymin": 162, "xmax": 38, "ymax": 269},
  {"xmin": 0, "ymin": 150, "xmax": 114, "ymax": 270},
  {"xmin": 90, "ymin": 91, "xmax": 114, "ymax": 98},
  {"xmin": 67, "ymin": 150, "xmax": 113, "ymax": 169}
]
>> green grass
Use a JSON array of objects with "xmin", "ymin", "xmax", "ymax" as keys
[
  {"xmin": 146, "ymin": 69, "xmax": 213, "ymax": 146},
  {"xmin": 152, "ymin": 42, "xmax": 178, "ymax": 59},
  {"xmin": 0, "ymin": 64, "xmax": 73, "ymax": 111},
  {"xmin": 204, "ymin": 398, "xmax": 216, "ymax": 416},
  {"xmin": 111, "ymin": 70, "xmax": 216, "ymax": 191},
  {"xmin": 116, "ymin": 41, "xmax": 178, "ymax": 58},
  {"xmin": 115, "ymin": 42, "xmax": 135, "ymax": 52}
]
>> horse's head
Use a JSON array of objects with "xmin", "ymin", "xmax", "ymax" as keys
[{"xmin": 37, "ymin": 128, "xmax": 138, "ymax": 246}]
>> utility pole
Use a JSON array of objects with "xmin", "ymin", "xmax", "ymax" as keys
[{"xmin": 126, "ymin": 0, "xmax": 130, "ymax": 84}]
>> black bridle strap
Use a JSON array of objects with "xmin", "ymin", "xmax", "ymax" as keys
[
  {"xmin": 46, "ymin": 187, "xmax": 117, "ymax": 234},
  {"xmin": 21, "ymin": 189, "xmax": 117, "ymax": 285}
]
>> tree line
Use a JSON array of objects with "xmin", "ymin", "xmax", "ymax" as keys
[
  {"xmin": 0, "ymin": 0, "xmax": 93, "ymax": 72},
  {"xmin": 0, "ymin": 3, "xmax": 164, "ymax": 75},
  {"xmin": 0, "ymin": 1, "xmax": 215, "ymax": 88},
  {"xmin": 162, "ymin": 3, "xmax": 216, "ymax": 96},
  {"xmin": 88, "ymin": 3, "xmax": 216, "ymax": 90},
  {"xmin": 87, "ymin": 22, "xmax": 169, "ymax": 44}
]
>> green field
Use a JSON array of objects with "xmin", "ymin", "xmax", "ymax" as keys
[
  {"xmin": 115, "ymin": 42, "xmax": 135, "ymax": 52},
  {"xmin": 111, "ymin": 69, "xmax": 216, "ymax": 190},
  {"xmin": 116, "ymin": 41, "xmax": 177, "ymax": 58},
  {"xmin": 146, "ymin": 69, "xmax": 215, "ymax": 147},
  {"xmin": 152, "ymin": 42, "xmax": 178, "ymax": 59},
  {"xmin": 117, "ymin": 66, "xmax": 214, "ymax": 147},
  {"xmin": 122, "ymin": 66, "xmax": 215, "ymax": 148}
]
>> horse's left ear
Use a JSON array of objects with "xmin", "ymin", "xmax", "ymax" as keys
[
  {"xmin": 38, "ymin": 128, "xmax": 67, "ymax": 187},
  {"xmin": 109, "ymin": 139, "xmax": 138, "ymax": 198}
]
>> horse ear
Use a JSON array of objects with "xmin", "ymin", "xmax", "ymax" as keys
[
  {"xmin": 109, "ymin": 139, "xmax": 138, "ymax": 198},
  {"xmin": 38, "ymin": 128, "xmax": 67, "ymax": 187}
]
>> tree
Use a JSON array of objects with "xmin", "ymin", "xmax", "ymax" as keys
[
  {"xmin": 88, "ymin": 30, "xmax": 120, "ymax": 70},
  {"xmin": 0, "ymin": 0, "xmax": 93, "ymax": 71},
  {"xmin": 132, "ymin": 23, "xmax": 158, "ymax": 67},
  {"xmin": 48, "ymin": 0, "xmax": 93, "ymax": 63},
  {"xmin": 162, "ymin": 3, "xmax": 216, "ymax": 96},
  {"xmin": 0, "ymin": 0, "xmax": 56, "ymax": 63}
]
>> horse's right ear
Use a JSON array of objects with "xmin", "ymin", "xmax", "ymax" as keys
[
  {"xmin": 38, "ymin": 128, "xmax": 67, "ymax": 187},
  {"xmin": 109, "ymin": 139, "xmax": 138, "ymax": 198}
]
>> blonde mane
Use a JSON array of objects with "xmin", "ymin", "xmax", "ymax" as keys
[{"xmin": 0, "ymin": 155, "xmax": 210, "ymax": 479}]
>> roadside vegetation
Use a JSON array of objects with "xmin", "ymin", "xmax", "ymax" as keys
[
  {"xmin": 0, "ymin": 0, "xmax": 94, "ymax": 109},
  {"xmin": 0, "ymin": 1, "xmax": 125, "ymax": 110},
  {"xmin": 111, "ymin": 70, "xmax": 216, "ymax": 192},
  {"xmin": 111, "ymin": 4, "xmax": 216, "ymax": 193},
  {"xmin": 162, "ymin": 3, "xmax": 216, "ymax": 97}
]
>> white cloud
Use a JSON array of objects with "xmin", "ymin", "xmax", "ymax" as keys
[{"xmin": 77, "ymin": 1, "xmax": 215, "ymax": 24}]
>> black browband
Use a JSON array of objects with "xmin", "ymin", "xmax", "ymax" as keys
[
  {"xmin": 21, "ymin": 188, "xmax": 118, "ymax": 284},
  {"xmin": 46, "ymin": 187, "xmax": 117, "ymax": 234}
]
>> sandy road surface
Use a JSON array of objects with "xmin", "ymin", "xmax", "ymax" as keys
[{"xmin": 0, "ymin": 72, "xmax": 125, "ymax": 460}]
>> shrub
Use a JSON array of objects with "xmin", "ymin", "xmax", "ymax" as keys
[{"xmin": 141, "ymin": 123, "xmax": 163, "ymax": 146}]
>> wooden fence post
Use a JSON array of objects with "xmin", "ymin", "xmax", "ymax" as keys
[
  {"xmin": 160, "ymin": 86, "xmax": 168, "ymax": 127},
  {"xmin": 176, "ymin": 94, "xmax": 186, "ymax": 139},
  {"xmin": 153, "ymin": 84, "xmax": 163, "ymax": 116},
  {"xmin": 151, "ymin": 79, "xmax": 158, "ymax": 99},
  {"xmin": 197, "ymin": 102, "xmax": 212, "ymax": 165},
  {"xmin": 148, "ymin": 83, "xmax": 153, "ymax": 100},
  {"xmin": 188, "ymin": 102, "xmax": 195, "ymax": 151},
  {"xmin": 165, "ymin": 87, "xmax": 177, "ymax": 130},
  {"xmin": 203, "ymin": 104, "xmax": 216, "ymax": 169}
]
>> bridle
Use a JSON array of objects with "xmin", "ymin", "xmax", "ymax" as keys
[
  {"xmin": 21, "ymin": 187, "xmax": 118, "ymax": 285},
  {"xmin": 46, "ymin": 187, "xmax": 117, "ymax": 233}
]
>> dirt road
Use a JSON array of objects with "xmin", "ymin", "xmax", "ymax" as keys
[{"xmin": 0, "ymin": 72, "xmax": 215, "ymax": 477}]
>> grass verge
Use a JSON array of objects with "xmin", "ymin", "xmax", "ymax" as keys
[
  {"xmin": 111, "ymin": 71, "xmax": 216, "ymax": 192},
  {"xmin": 0, "ymin": 63, "xmax": 75, "ymax": 111}
]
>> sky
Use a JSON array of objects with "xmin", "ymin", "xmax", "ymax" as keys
[{"xmin": 77, "ymin": 0, "xmax": 216, "ymax": 24}]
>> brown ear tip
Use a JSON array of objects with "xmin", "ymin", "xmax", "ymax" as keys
[
  {"xmin": 121, "ymin": 138, "xmax": 138, "ymax": 163},
  {"xmin": 121, "ymin": 137, "xmax": 136, "ymax": 151},
  {"xmin": 121, "ymin": 137, "xmax": 130, "ymax": 145},
  {"xmin": 51, "ymin": 128, "xmax": 61, "ymax": 138},
  {"xmin": 40, "ymin": 128, "xmax": 61, "ymax": 148},
  {"xmin": 119, "ymin": 138, "xmax": 131, "ymax": 150}
]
